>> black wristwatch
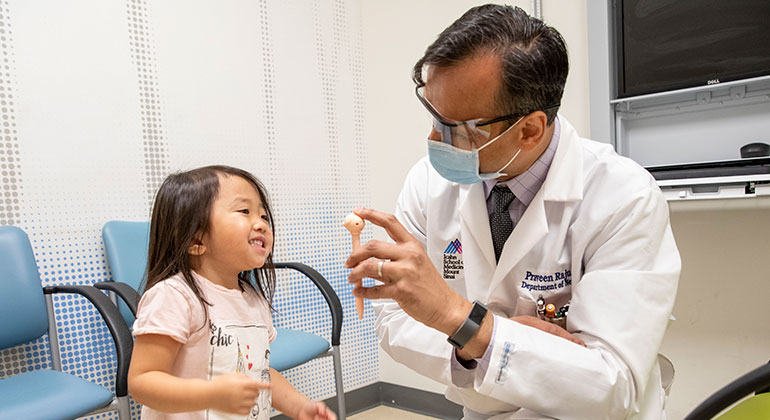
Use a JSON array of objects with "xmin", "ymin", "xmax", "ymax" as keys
[{"xmin": 447, "ymin": 300, "xmax": 488, "ymax": 350}]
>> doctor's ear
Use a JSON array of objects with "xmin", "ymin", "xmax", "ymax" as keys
[
  {"xmin": 517, "ymin": 112, "xmax": 548, "ymax": 151},
  {"xmin": 187, "ymin": 234, "xmax": 206, "ymax": 256}
]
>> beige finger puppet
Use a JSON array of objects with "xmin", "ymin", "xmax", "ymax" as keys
[{"xmin": 343, "ymin": 212, "xmax": 365, "ymax": 320}]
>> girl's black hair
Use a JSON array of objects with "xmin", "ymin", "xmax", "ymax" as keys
[{"xmin": 143, "ymin": 165, "xmax": 276, "ymax": 320}]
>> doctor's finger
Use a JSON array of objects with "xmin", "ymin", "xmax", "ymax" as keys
[
  {"xmin": 347, "ymin": 258, "xmax": 398, "ymax": 284},
  {"xmin": 345, "ymin": 240, "xmax": 403, "ymax": 268},
  {"xmin": 537, "ymin": 322, "xmax": 585, "ymax": 346},
  {"xmin": 512, "ymin": 316, "xmax": 586, "ymax": 347},
  {"xmin": 352, "ymin": 283, "xmax": 394, "ymax": 301},
  {"xmin": 354, "ymin": 208, "xmax": 414, "ymax": 244}
]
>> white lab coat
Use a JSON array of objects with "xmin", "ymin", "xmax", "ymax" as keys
[{"xmin": 373, "ymin": 117, "xmax": 680, "ymax": 420}]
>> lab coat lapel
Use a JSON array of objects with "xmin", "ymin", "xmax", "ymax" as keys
[
  {"xmin": 459, "ymin": 183, "xmax": 497, "ymax": 270},
  {"xmin": 488, "ymin": 116, "xmax": 584, "ymax": 293},
  {"xmin": 541, "ymin": 116, "xmax": 584, "ymax": 202},
  {"xmin": 489, "ymin": 188, "xmax": 548, "ymax": 292}
]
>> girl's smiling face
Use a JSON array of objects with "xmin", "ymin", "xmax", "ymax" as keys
[{"xmin": 191, "ymin": 174, "xmax": 273, "ymax": 287}]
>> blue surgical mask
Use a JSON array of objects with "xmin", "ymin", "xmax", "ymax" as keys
[{"xmin": 427, "ymin": 118, "xmax": 523, "ymax": 184}]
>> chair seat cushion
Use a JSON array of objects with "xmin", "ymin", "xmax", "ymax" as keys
[
  {"xmin": 0, "ymin": 369, "xmax": 114, "ymax": 419},
  {"xmin": 270, "ymin": 327, "xmax": 331, "ymax": 371},
  {"xmin": 716, "ymin": 392, "xmax": 770, "ymax": 420}
]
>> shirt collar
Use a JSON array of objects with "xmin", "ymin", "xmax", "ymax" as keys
[{"xmin": 483, "ymin": 116, "xmax": 561, "ymax": 207}]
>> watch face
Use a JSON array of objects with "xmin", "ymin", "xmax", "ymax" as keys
[
  {"xmin": 469, "ymin": 301, "xmax": 487, "ymax": 324},
  {"xmin": 447, "ymin": 301, "xmax": 487, "ymax": 350}
]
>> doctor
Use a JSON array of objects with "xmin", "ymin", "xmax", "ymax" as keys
[{"xmin": 346, "ymin": 4, "xmax": 680, "ymax": 420}]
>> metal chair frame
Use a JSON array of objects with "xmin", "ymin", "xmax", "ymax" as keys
[{"xmin": 684, "ymin": 362, "xmax": 770, "ymax": 420}]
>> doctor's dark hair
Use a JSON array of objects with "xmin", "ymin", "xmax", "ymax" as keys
[
  {"xmin": 412, "ymin": 4, "xmax": 568, "ymax": 125},
  {"xmin": 144, "ymin": 165, "xmax": 276, "ymax": 320}
]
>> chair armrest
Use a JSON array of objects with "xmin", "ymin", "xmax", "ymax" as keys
[
  {"xmin": 758, "ymin": 360, "xmax": 770, "ymax": 395},
  {"xmin": 94, "ymin": 281, "xmax": 140, "ymax": 316},
  {"xmin": 274, "ymin": 262, "xmax": 343, "ymax": 346},
  {"xmin": 43, "ymin": 284, "xmax": 134, "ymax": 398},
  {"xmin": 684, "ymin": 363, "xmax": 770, "ymax": 420}
]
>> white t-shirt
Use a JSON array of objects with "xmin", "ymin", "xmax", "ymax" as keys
[{"xmin": 133, "ymin": 271, "xmax": 277, "ymax": 420}]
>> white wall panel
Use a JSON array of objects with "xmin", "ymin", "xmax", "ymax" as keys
[{"xmin": 0, "ymin": 1, "xmax": 377, "ymax": 419}]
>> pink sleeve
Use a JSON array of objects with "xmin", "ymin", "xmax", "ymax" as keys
[{"xmin": 132, "ymin": 281, "xmax": 201, "ymax": 344}]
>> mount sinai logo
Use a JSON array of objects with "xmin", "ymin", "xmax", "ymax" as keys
[{"xmin": 442, "ymin": 239, "xmax": 463, "ymax": 279}]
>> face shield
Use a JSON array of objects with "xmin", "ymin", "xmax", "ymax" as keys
[{"xmin": 416, "ymin": 85, "xmax": 525, "ymax": 150}]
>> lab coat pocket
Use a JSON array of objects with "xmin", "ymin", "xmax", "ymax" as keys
[
  {"xmin": 512, "ymin": 296, "xmax": 537, "ymax": 318},
  {"xmin": 517, "ymin": 267, "xmax": 572, "ymax": 316},
  {"xmin": 487, "ymin": 296, "xmax": 537, "ymax": 319}
]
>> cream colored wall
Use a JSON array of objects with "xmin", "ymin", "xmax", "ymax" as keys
[
  {"xmin": 662, "ymin": 199, "xmax": 770, "ymax": 419},
  {"xmin": 542, "ymin": 0, "xmax": 590, "ymax": 138},
  {"xmin": 361, "ymin": 0, "xmax": 590, "ymax": 394}
]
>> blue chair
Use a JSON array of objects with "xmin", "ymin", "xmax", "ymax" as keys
[
  {"xmin": 0, "ymin": 226, "xmax": 133, "ymax": 420},
  {"xmin": 95, "ymin": 221, "xmax": 149, "ymax": 326},
  {"xmin": 684, "ymin": 361, "xmax": 770, "ymax": 420},
  {"xmin": 97, "ymin": 220, "xmax": 347, "ymax": 419}
]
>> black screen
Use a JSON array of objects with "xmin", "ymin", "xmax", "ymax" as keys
[{"xmin": 618, "ymin": 0, "xmax": 770, "ymax": 98}]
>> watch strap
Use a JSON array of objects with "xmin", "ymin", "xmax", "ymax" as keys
[{"xmin": 447, "ymin": 300, "xmax": 487, "ymax": 350}]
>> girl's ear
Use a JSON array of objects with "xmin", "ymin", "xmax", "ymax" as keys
[{"xmin": 188, "ymin": 235, "xmax": 206, "ymax": 256}]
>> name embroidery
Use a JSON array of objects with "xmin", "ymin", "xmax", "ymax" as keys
[{"xmin": 520, "ymin": 269, "xmax": 572, "ymax": 291}]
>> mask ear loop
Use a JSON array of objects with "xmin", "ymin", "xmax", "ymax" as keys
[
  {"xmin": 477, "ymin": 116, "xmax": 524, "ymax": 151},
  {"xmin": 494, "ymin": 148, "xmax": 522, "ymax": 177},
  {"xmin": 477, "ymin": 116, "xmax": 525, "ymax": 177}
]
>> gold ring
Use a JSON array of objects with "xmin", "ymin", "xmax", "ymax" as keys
[{"xmin": 377, "ymin": 260, "xmax": 384, "ymax": 277}]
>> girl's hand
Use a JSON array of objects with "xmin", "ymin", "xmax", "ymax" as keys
[
  {"xmin": 297, "ymin": 401, "xmax": 337, "ymax": 420},
  {"xmin": 208, "ymin": 373, "xmax": 271, "ymax": 414}
]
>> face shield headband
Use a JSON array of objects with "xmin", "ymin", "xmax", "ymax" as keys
[{"xmin": 415, "ymin": 84, "xmax": 560, "ymax": 150}]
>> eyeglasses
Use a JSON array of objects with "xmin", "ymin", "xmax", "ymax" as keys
[
  {"xmin": 415, "ymin": 85, "xmax": 526, "ymax": 150},
  {"xmin": 415, "ymin": 85, "xmax": 560, "ymax": 150}
]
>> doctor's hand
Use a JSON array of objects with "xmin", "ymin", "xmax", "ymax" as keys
[
  {"xmin": 345, "ymin": 208, "xmax": 473, "ymax": 337},
  {"xmin": 510, "ymin": 316, "xmax": 586, "ymax": 347}
]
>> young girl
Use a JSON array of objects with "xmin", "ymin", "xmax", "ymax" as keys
[{"xmin": 128, "ymin": 165, "xmax": 336, "ymax": 420}]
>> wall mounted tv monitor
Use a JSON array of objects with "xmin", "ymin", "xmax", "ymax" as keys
[{"xmin": 616, "ymin": 0, "xmax": 770, "ymax": 98}]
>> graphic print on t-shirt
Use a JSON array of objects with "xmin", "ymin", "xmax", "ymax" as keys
[{"xmin": 207, "ymin": 321, "xmax": 271, "ymax": 420}]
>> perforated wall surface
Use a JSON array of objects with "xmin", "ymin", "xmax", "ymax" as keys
[{"xmin": 0, "ymin": 1, "xmax": 378, "ymax": 418}]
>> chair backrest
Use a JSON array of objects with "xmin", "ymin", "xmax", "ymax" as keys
[
  {"xmin": 102, "ymin": 221, "xmax": 151, "ymax": 323},
  {"xmin": 685, "ymin": 362, "xmax": 770, "ymax": 420},
  {"xmin": 0, "ymin": 226, "xmax": 48, "ymax": 349}
]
